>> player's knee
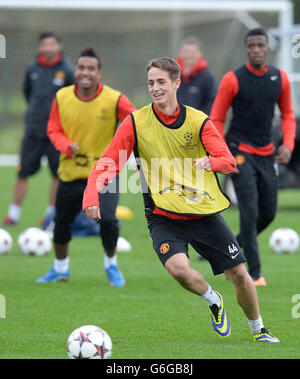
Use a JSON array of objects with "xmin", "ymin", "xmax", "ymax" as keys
[
  {"xmin": 170, "ymin": 267, "xmax": 190, "ymax": 284},
  {"xmin": 53, "ymin": 221, "xmax": 72, "ymax": 245},
  {"xmin": 240, "ymin": 207, "xmax": 258, "ymax": 225},
  {"xmin": 100, "ymin": 221, "xmax": 119, "ymax": 251},
  {"xmin": 165, "ymin": 257, "xmax": 190, "ymax": 284},
  {"xmin": 263, "ymin": 209, "xmax": 276, "ymax": 227},
  {"xmin": 225, "ymin": 264, "xmax": 249, "ymax": 286}
]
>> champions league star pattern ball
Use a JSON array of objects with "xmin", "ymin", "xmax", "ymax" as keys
[
  {"xmin": 269, "ymin": 228, "xmax": 299, "ymax": 254},
  {"xmin": 67, "ymin": 325, "xmax": 112, "ymax": 359},
  {"xmin": 0, "ymin": 228, "xmax": 12, "ymax": 255},
  {"xmin": 18, "ymin": 227, "xmax": 52, "ymax": 256}
]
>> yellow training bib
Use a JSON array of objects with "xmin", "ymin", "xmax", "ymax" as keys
[
  {"xmin": 56, "ymin": 84, "xmax": 121, "ymax": 181},
  {"xmin": 132, "ymin": 104, "xmax": 230, "ymax": 216}
]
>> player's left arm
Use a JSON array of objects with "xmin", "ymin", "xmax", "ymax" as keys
[
  {"xmin": 194, "ymin": 119, "xmax": 237, "ymax": 173},
  {"xmin": 276, "ymin": 69, "xmax": 297, "ymax": 165},
  {"xmin": 117, "ymin": 94, "xmax": 137, "ymax": 121}
]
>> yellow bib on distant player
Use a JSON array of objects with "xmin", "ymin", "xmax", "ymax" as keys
[
  {"xmin": 132, "ymin": 104, "xmax": 230, "ymax": 216},
  {"xmin": 56, "ymin": 84, "xmax": 121, "ymax": 181}
]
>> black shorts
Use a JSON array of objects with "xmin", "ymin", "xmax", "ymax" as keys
[
  {"xmin": 18, "ymin": 135, "xmax": 59, "ymax": 178},
  {"xmin": 147, "ymin": 213, "xmax": 246, "ymax": 275}
]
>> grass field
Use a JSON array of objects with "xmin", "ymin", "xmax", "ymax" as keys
[{"xmin": 0, "ymin": 165, "xmax": 300, "ymax": 359}]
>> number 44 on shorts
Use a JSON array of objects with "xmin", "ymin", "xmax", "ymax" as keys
[{"xmin": 228, "ymin": 243, "xmax": 240, "ymax": 259}]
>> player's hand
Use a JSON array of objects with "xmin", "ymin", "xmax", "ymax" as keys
[
  {"xmin": 69, "ymin": 142, "xmax": 79, "ymax": 157},
  {"xmin": 193, "ymin": 157, "xmax": 212, "ymax": 171},
  {"xmin": 84, "ymin": 206, "xmax": 101, "ymax": 221},
  {"xmin": 226, "ymin": 166, "xmax": 240, "ymax": 176},
  {"xmin": 276, "ymin": 145, "xmax": 291, "ymax": 165}
]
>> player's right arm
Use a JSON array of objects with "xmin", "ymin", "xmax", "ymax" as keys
[
  {"xmin": 47, "ymin": 98, "xmax": 78, "ymax": 157},
  {"xmin": 210, "ymin": 71, "xmax": 238, "ymax": 138},
  {"xmin": 83, "ymin": 115, "xmax": 136, "ymax": 219}
]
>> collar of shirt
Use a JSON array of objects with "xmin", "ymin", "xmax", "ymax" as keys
[
  {"xmin": 37, "ymin": 52, "xmax": 62, "ymax": 67},
  {"xmin": 153, "ymin": 102, "xmax": 180, "ymax": 125},
  {"xmin": 74, "ymin": 82, "xmax": 103, "ymax": 101},
  {"xmin": 246, "ymin": 61, "xmax": 269, "ymax": 76},
  {"xmin": 177, "ymin": 57, "xmax": 208, "ymax": 82}
]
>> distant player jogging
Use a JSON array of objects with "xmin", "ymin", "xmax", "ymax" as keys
[
  {"xmin": 83, "ymin": 57, "xmax": 279, "ymax": 343},
  {"xmin": 36, "ymin": 48, "xmax": 136, "ymax": 286},
  {"xmin": 210, "ymin": 27, "xmax": 296, "ymax": 286},
  {"xmin": 2, "ymin": 32, "xmax": 74, "ymax": 227}
]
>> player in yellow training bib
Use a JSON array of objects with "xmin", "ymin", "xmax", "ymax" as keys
[
  {"xmin": 83, "ymin": 57, "xmax": 280, "ymax": 343},
  {"xmin": 37, "ymin": 48, "xmax": 136, "ymax": 287}
]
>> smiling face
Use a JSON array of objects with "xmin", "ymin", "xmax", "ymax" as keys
[
  {"xmin": 147, "ymin": 67, "xmax": 181, "ymax": 112},
  {"xmin": 245, "ymin": 35, "xmax": 269, "ymax": 70},
  {"xmin": 75, "ymin": 56, "xmax": 102, "ymax": 91}
]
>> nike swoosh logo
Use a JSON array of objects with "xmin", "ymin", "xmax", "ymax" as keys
[{"xmin": 231, "ymin": 253, "xmax": 240, "ymax": 259}]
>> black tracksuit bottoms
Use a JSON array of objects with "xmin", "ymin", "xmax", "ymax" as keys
[
  {"xmin": 232, "ymin": 152, "xmax": 278, "ymax": 280},
  {"xmin": 54, "ymin": 177, "xmax": 119, "ymax": 252}
]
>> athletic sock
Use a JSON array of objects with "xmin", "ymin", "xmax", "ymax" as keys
[
  {"xmin": 201, "ymin": 285, "xmax": 222, "ymax": 308},
  {"xmin": 247, "ymin": 316, "xmax": 264, "ymax": 335},
  {"xmin": 8, "ymin": 203, "xmax": 21, "ymax": 222},
  {"xmin": 54, "ymin": 257, "xmax": 70, "ymax": 274},
  {"xmin": 104, "ymin": 254, "xmax": 117, "ymax": 269},
  {"xmin": 45, "ymin": 205, "xmax": 55, "ymax": 216}
]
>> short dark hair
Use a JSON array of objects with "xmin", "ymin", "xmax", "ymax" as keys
[
  {"xmin": 244, "ymin": 27, "xmax": 268, "ymax": 45},
  {"xmin": 147, "ymin": 57, "xmax": 181, "ymax": 81},
  {"xmin": 39, "ymin": 31, "xmax": 61, "ymax": 43},
  {"xmin": 78, "ymin": 47, "xmax": 102, "ymax": 69}
]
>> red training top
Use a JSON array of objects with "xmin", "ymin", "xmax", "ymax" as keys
[{"xmin": 210, "ymin": 62, "xmax": 296, "ymax": 155}]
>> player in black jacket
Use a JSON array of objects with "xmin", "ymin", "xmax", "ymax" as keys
[
  {"xmin": 2, "ymin": 32, "xmax": 75, "ymax": 226},
  {"xmin": 176, "ymin": 36, "xmax": 217, "ymax": 114}
]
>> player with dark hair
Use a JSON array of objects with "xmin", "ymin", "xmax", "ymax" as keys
[
  {"xmin": 243, "ymin": 27, "xmax": 268, "ymax": 45},
  {"xmin": 38, "ymin": 31, "xmax": 61, "ymax": 43},
  {"xmin": 83, "ymin": 56, "xmax": 280, "ymax": 343},
  {"xmin": 36, "ymin": 47, "xmax": 136, "ymax": 285},
  {"xmin": 2, "ymin": 31, "xmax": 75, "ymax": 226},
  {"xmin": 210, "ymin": 27, "xmax": 296, "ymax": 286}
]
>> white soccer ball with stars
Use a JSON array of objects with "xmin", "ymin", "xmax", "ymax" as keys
[
  {"xmin": 269, "ymin": 228, "xmax": 299, "ymax": 254},
  {"xmin": 18, "ymin": 227, "xmax": 52, "ymax": 256},
  {"xmin": 0, "ymin": 228, "xmax": 13, "ymax": 255},
  {"xmin": 67, "ymin": 324, "xmax": 112, "ymax": 359}
]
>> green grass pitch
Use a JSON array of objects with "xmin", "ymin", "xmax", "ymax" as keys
[{"xmin": 0, "ymin": 165, "xmax": 300, "ymax": 359}]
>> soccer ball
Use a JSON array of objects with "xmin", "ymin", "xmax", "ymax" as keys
[
  {"xmin": 67, "ymin": 325, "xmax": 112, "ymax": 359},
  {"xmin": 0, "ymin": 228, "xmax": 12, "ymax": 255},
  {"xmin": 269, "ymin": 228, "xmax": 299, "ymax": 254},
  {"xmin": 18, "ymin": 227, "xmax": 52, "ymax": 256},
  {"xmin": 117, "ymin": 236, "xmax": 132, "ymax": 252}
]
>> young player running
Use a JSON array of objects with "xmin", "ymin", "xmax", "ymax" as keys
[{"xmin": 83, "ymin": 57, "xmax": 279, "ymax": 342}]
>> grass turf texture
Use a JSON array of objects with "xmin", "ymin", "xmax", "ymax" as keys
[{"xmin": 0, "ymin": 165, "xmax": 300, "ymax": 359}]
